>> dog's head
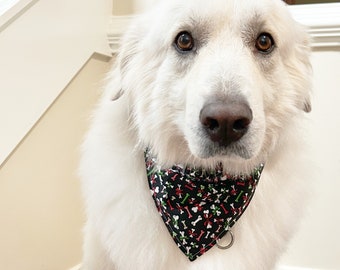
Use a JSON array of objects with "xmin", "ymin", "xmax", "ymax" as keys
[{"xmin": 112, "ymin": 0, "xmax": 312, "ymax": 172}]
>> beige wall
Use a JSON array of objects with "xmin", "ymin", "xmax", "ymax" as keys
[
  {"xmin": 112, "ymin": 0, "xmax": 158, "ymax": 15},
  {"xmin": 279, "ymin": 51, "xmax": 340, "ymax": 270},
  {"xmin": 0, "ymin": 54, "xmax": 111, "ymax": 270},
  {"xmin": 0, "ymin": 0, "xmax": 112, "ymax": 166},
  {"xmin": 113, "ymin": 0, "xmax": 133, "ymax": 15}
]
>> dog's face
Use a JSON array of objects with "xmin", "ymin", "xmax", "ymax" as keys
[{"xmin": 114, "ymin": 0, "xmax": 311, "ymax": 171}]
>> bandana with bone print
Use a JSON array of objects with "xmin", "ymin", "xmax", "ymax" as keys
[{"xmin": 145, "ymin": 149, "xmax": 264, "ymax": 261}]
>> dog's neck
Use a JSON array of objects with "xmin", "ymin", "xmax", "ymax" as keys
[{"xmin": 144, "ymin": 148, "xmax": 264, "ymax": 261}]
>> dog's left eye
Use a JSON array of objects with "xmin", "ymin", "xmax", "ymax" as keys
[
  {"xmin": 174, "ymin": 31, "xmax": 194, "ymax": 52},
  {"xmin": 255, "ymin": 33, "xmax": 275, "ymax": 54}
]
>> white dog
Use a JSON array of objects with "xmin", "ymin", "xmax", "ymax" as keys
[{"xmin": 80, "ymin": 0, "xmax": 312, "ymax": 269}]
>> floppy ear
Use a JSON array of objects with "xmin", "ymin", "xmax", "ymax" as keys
[
  {"xmin": 300, "ymin": 44, "xmax": 312, "ymax": 113},
  {"xmin": 105, "ymin": 66, "xmax": 125, "ymax": 101},
  {"xmin": 303, "ymin": 97, "xmax": 312, "ymax": 113},
  {"xmin": 111, "ymin": 88, "xmax": 124, "ymax": 101},
  {"xmin": 292, "ymin": 27, "xmax": 313, "ymax": 113},
  {"xmin": 108, "ymin": 17, "xmax": 145, "ymax": 102}
]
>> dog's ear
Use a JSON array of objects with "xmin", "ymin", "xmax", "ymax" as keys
[
  {"xmin": 292, "ymin": 27, "xmax": 313, "ymax": 114},
  {"xmin": 301, "ymin": 42, "xmax": 312, "ymax": 114},
  {"xmin": 108, "ymin": 16, "xmax": 145, "ymax": 101},
  {"xmin": 303, "ymin": 97, "xmax": 312, "ymax": 113},
  {"xmin": 301, "ymin": 33, "xmax": 312, "ymax": 113},
  {"xmin": 106, "ymin": 66, "xmax": 125, "ymax": 101},
  {"xmin": 111, "ymin": 88, "xmax": 124, "ymax": 101}
]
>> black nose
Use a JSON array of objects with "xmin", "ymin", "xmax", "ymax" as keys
[{"xmin": 199, "ymin": 102, "xmax": 253, "ymax": 147}]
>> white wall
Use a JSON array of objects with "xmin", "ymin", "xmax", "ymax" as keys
[
  {"xmin": 0, "ymin": 54, "xmax": 111, "ymax": 270},
  {"xmin": 113, "ymin": 0, "xmax": 133, "ymax": 15},
  {"xmin": 133, "ymin": 0, "xmax": 157, "ymax": 13},
  {"xmin": 0, "ymin": 0, "xmax": 112, "ymax": 166},
  {"xmin": 112, "ymin": 0, "xmax": 157, "ymax": 14},
  {"xmin": 279, "ymin": 51, "xmax": 340, "ymax": 270}
]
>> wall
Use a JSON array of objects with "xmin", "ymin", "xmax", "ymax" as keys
[
  {"xmin": 0, "ymin": 0, "xmax": 112, "ymax": 166},
  {"xmin": 0, "ymin": 54, "xmax": 111, "ymax": 270},
  {"xmin": 133, "ymin": 0, "xmax": 157, "ymax": 13},
  {"xmin": 113, "ymin": 0, "xmax": 133, "ymax": 15},
  {"xmin": 112, "ymin": 0, "xmax": 157, "ymax": 15},
  {"xmin": 279, "ymin": 51, "xmax": 340, "ymax": 270}
]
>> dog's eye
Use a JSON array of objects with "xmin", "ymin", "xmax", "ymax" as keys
[
  {"xmin": 255, "ymin": 33, "xmax": 274, "ymax": 53},
  {"xmin": 174, "ymin": 31, "xmax": 194, "ymax": 52}
]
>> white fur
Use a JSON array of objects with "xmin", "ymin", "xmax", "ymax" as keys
[{"xmin": 80, "ymin": 0, "xmax": 312, "ymax": 269}]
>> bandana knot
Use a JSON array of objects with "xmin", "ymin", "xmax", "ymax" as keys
[{"xmin": 145, "ymin": 149, "xmax": 264, "ymax": 261}]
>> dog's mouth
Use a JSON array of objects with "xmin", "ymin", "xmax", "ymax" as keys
[
  {"xmin": 186, "ymin": 123, "xmax": 257, "ymax": 162},
  {"xmin": 195, "ymin": 139, "xmax": 254, "ymax": 160},
  {"xmin": 145, "ymin": 148, "xmax": 263, "ymax": 182}
]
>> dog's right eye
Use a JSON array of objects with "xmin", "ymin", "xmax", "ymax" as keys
[{"xmin": 174, "ymin": 31, "xmax": 194, "ymax": 52}]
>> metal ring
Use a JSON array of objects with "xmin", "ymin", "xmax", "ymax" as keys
[{"xmin": 216, "ymin": 229, "xmax": 234, "ymax": 250}]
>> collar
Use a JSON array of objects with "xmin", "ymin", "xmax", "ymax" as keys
[{"xmin": 145, "ymin": 149, "xmax": 264, "ymax": 261}]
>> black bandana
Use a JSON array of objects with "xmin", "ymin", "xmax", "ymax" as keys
[{"xmin": 145, "ymin": 149, "xmax": 264, "ymax": 261}]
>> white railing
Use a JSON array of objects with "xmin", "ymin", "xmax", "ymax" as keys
[{"xmin": 108, "ymin": 3, "xmax": 340, "ymax": 53}]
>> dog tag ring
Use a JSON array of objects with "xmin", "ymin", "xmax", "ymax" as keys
[{"xmin": 216, "ymin": 229, "xmax": 234, "ymax": 250}]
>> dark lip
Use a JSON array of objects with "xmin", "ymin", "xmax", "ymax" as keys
[{"xmin": 195, "ymin": 141, "xmax": 253, "ymax": 160}]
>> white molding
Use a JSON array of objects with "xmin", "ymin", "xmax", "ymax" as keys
[
  {"xmin": 108, "ymin": 3, "xmax": 340, "ymax": 53},
  {"xmin": 108, "ymin": 15, "xmax": 135, "ymax": 53},
  {"xmin": 288, "ymin": 3, "xmax": 340, "ymax": 49},
  {"xmin": 0, "ymin": 0, "xmax": 38, "ymax": 32}
]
